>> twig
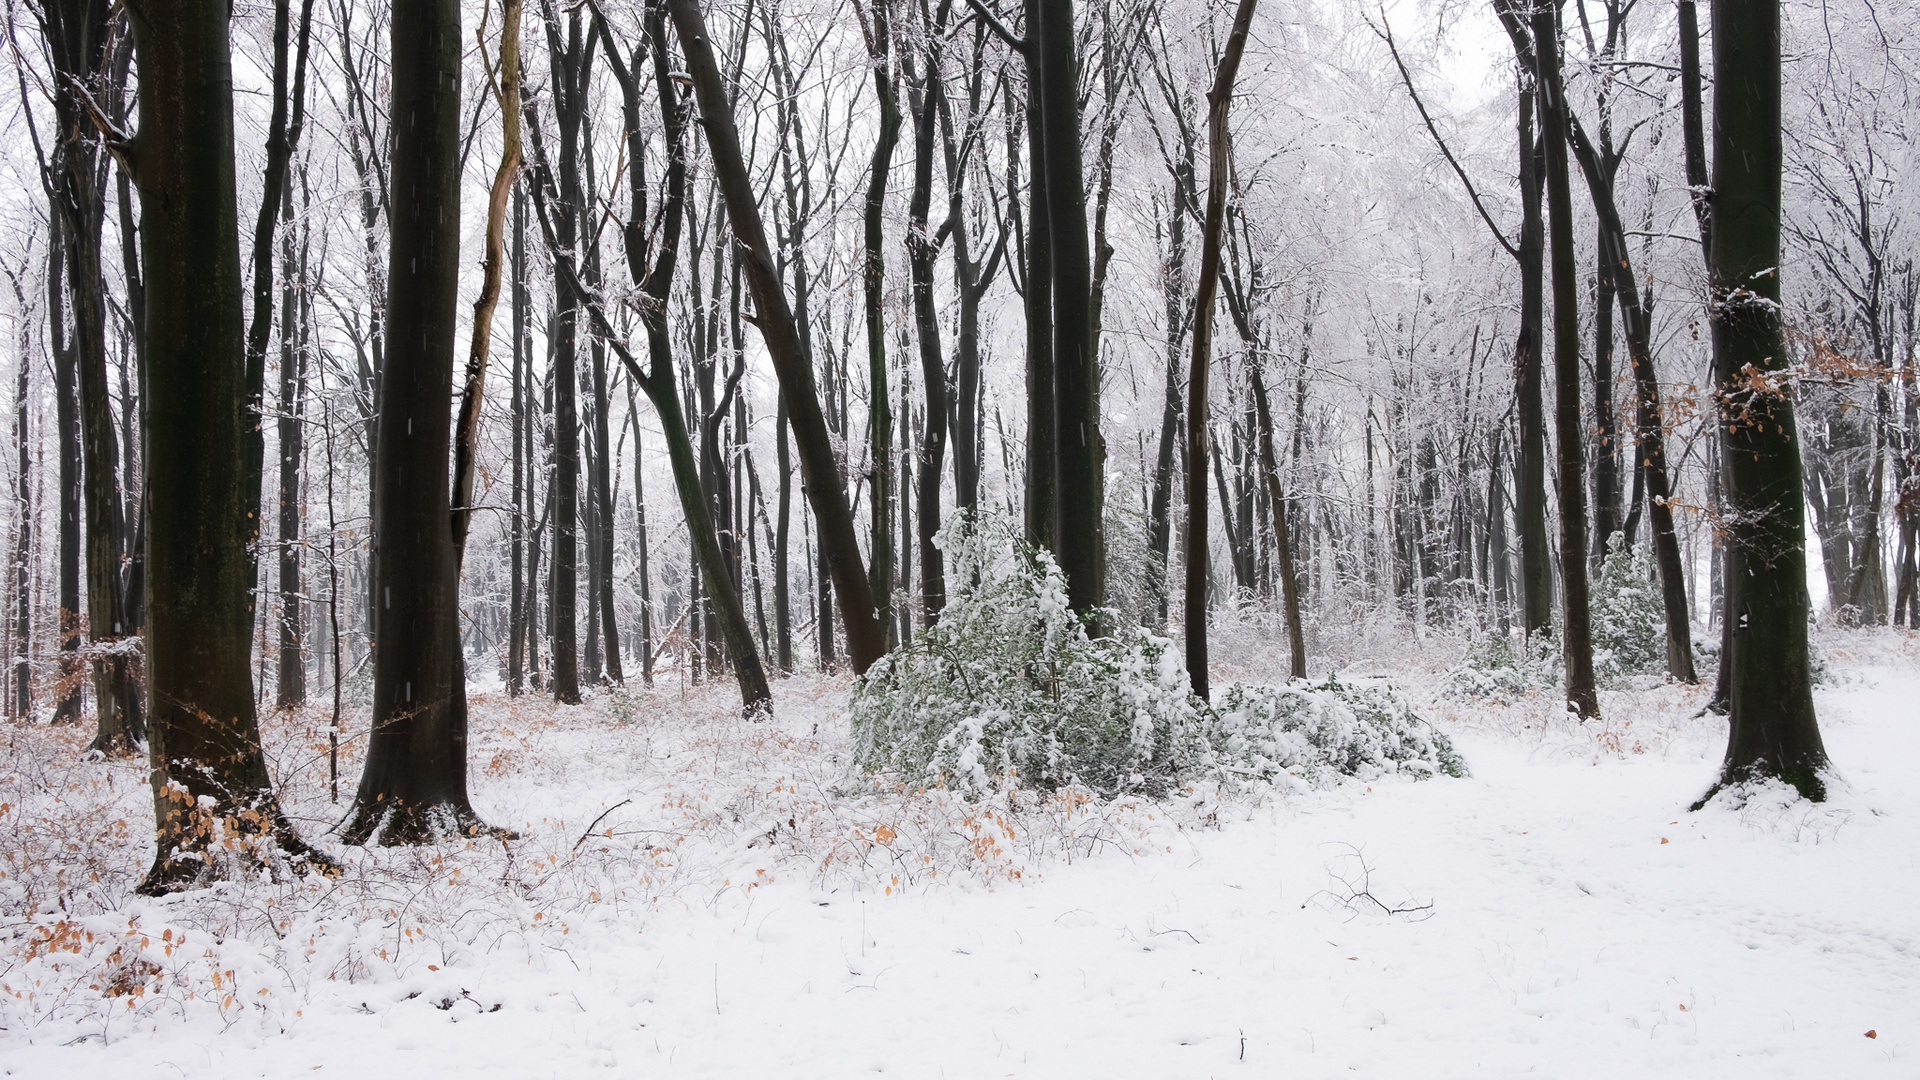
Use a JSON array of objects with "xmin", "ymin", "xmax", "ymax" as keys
[{"xmin": 572, "ymin": 798, "xmax": 633, "ymax": 851}]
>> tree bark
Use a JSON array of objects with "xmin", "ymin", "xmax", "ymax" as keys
[
  {"xmin": 1036, "ymin": 0, "xmax": 1103, "ymax": 618},
  {"xmin": 1700, "ymin": 0, "xmax": 1829, "ymax": 801},
  {"xmin": 131, "ymin": 0, "xmax": 323, "ymax": 892},
  {"xmin": 1531, "ymin": 4, "xmax": 1600, "ymax": 719},
  {"xmin": 275, "ymin": 180, "xmax": 307, "ymax": 708},
  {"xmin": 860, "ymin": 0, "xmax": 903, "ymax": 643},
  {"xmin": 344, "ymin": 0, "xmax": 492, "ymax": 844},
  {"xmin": 1250, "ymin": 363, "xmax": 1306, "ymax": 679},
  {"xmin": 906, "ymin": 7, "xmax": 949, "ymax": 624},
  {"xmin": 541, "ymin": 0, "xmax": 591, "ymax": 705},
  {"xmin": 454, "ymin": 0, "xmax": 522, "ymax": 566},
  {"xmin": 1183, "ymin": 0, "xmax": 1258, "ymax": 701}
]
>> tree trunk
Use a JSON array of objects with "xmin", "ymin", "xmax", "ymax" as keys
[
  {"xmin": 1700, "ymin": 0, "xmax": 1829, "ymax": 801},
  {"xmin": 861, "ymin": 0, "xmax": 903, "ymax": 644},
  {"xmin": 668, "ymin": 0, "xmax": 886, "ymax": 674},
  {"xmin": 343, "ymin": 0, "xmax": 492, "ymax": 844},
  {"xmin": 131, "ymin": 0, "xmax": 323, "ymax": 893},
  {"xmin": 242, "ymin": 0, "xmax": 316, "ymax": 620},
  {"xmin": 579, "ymin": 3, "xmax": 771, "ymax": 711},
  {"xmin": 1531, "ymin": 4, "xmax": 1599, "ymax": 719},
  {"xmin": 1183, "ymin": 0, "xmax": 1258, "ymax": 700},
  {"xmin": 10, "ymin": 282, "xmax": 31, "ymax": 719},
  {"xmin": 1036, "ymin": 0, "xmax": 1103, "ymax": 618},
  {"xmin": 626, "ymin": 382, "xmax": 655, "ymax": 685},
  {"xmin": 1018, "ymin": 0, "xmax": 1056, "ymax": 554},
  {"xmin": 542, "ymin": 1, "xmax": 589, "ymax": 705},
  {"xmin": 1250, "ymin": 364, "xmax": 1306, "ymax": 679},
  {"xmin": 1493, "ymin": 3, "xmax": 1553, "ymax": 638},
  {"xmin": 508, "ymin": 188, "xmax": 528, "ymax": 695},
  {"xmin": 906, "ymin": 15, "xmax": 948, "ymax": 624},
  {"xmin": 1565, "ymin": 118, "xmax": 1699, "ymax": 683},
  {"xmin": 275, "ymin": 180, "xmax": 307, "ymax": 708}
]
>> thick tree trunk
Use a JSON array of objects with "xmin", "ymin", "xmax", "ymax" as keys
[
  {"xmin": 1531, "ymin": 6, "xmax": 1599, "ymax": 719},
  {"xmin": 1700, "ymin": 0, "xmax": 1829, "ymax": 801},
  {"xmin": 344, "ymin": 0, "xmax": 491, "ymax": 844},
  {"xmin": 1036, "ymin": 0, "xmax": 1103, "ymax": 618},
  {"xmin": 1019, "ymin": 0, "xmax": 1056, "ymax": 554},
  {"xmin": 131, "ymin": 1, "xmax": 322, "ymax": 893}
]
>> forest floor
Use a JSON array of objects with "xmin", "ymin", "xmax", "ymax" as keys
[{"xmin": 1, "ymin": 627, "xmax": 1916, "ymax": 1078}]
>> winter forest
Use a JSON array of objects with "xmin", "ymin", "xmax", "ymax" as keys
[{"xmin": 1, "ymin": 0, "xmax": 1916, "ymax": 1073}]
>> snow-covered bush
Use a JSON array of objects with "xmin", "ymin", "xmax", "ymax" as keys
[
  {"xmin": 1209, "ymin": 678, "xmax": 1468, "ymax": 786},
  {"xmin": 1443, "ymin": 629, "xmax": 1560, "ymax": 703},
  {"xmin": 851, "ymin": 512, "xmax": 1466, "ymax": 799},
  {"xmin": 850, "ymin": 513, "xmax": 1208, "ymax": 798},
  {"xmin": 1589, "ymin": 532, "xmax": 1667, "ymax": 683}
]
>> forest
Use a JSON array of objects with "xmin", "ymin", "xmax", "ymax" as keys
[{"xmin": 0, "ymin": 0, "xmax": 1914, "ymax": 1073}]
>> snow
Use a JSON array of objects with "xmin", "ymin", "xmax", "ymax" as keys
[{"xmin": 3, "ymin": 632, "xmax": 1916, "ymax": 1077}]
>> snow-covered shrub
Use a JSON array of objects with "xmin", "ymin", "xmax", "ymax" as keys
[
  {"xmin": 852, "ymin": 512, "xmax": 1467, "ymax": 799},
  {"xmin": 1589, "ymin": 532, "xmax": 1667, "ymax": 683},
  {"xmin": 1444, "ymin": 629, "xmax": 1559, "ymax": 703},
  {"xmin": 1210, "ymin": 678, "xmax": 1468, "ymax": 787},
  {"xmin": 850, "ymin": 513, "xmax": 1209, "ymax": 798}
]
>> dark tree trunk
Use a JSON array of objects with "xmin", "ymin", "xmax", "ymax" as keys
[
  {"xmin": 1700, "ymin": 0, "xmax": 1829, "ymax": 801},
  {"xmin": 10, "ymin": 280, "xmax": 31, "ymax": 719},
  {"xmin": 131, "ymin": 0, "xmax": 322, "ymax": 893},
  {"xmin": 906, "ymin": 10, "xmax": 949, "ymax": 624},
  {"xmin": 1492, "ymin": 3, "xmax": 1553, "ymax": 637},
  {"xmin": 1250, "ymin": 364, "xmax": 1306, "ymax": 679},
  {"xmin": 1036, "ymin": 0, "xmax": 1103, "ymax": 617},
  {"xmin": 625, "ymin": 383, "xmax": 655, "ymax": 685},
  {"xmin": 541, "ymin": 1, "xmax": 591, "ymax": 705},
  {"xmin": 1565, "ymin": 118, "xmax": 1699, "ymax": 683},
  {"xmin": 242, "ymin": 0, "xmax": 316, "ymax": 618},
  {"xmin": 579, "ymin": 2, "xmax": 770, "ymax": 711},
  {"xmin": 1592, "ymin": 249, "xmax": 1621, "ymax": 555},
  {"xmin": 41, "ymin": 0, "xmax": 139, "ymax": 748},
  {"xmin": 1531, "ymin": 4, "xmax": 1599, "ymax": 719},
  {"xmin": 1018, "ymin": 0, "xmax": 1056, "ymax": 554},
  {"xmin": 861, "ymin": 0, "xmax": 903, "ymax": 644},
  {"xmin": 275, "ymin": 182, "xmax": 307, "ymax": 708},
  {"xmin": 343, "ymin": 0, "xmax": 490, "ymax": 844},
  {"xmin": 668, "ymin": 0, "xmax": 886, "ymax": 674},
  {"xmin": 1148, "ymin": 187, "xmax": 1188, "ymax": 630},
  {"xmin": 1183, "ymin": 0, "xmax": 1258, "ymax": 700},
  {"xmin": 508, "ymin": 190, "xmax": 528, "ymax": 695}
]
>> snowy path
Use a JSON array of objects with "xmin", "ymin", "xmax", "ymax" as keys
[{"xmin": 9, "ymin": 668, "xmax": 1917, "ymax": 1078}]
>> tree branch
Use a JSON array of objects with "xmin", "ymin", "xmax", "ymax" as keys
[{"xmin": 1371, "ymin": 10, "xmax": 1520, "ymax": 262}]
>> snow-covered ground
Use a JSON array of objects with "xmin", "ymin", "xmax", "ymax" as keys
[{"xmin": 3, "ymin": 631, "xmax": 1915, "ymax": 1078}]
